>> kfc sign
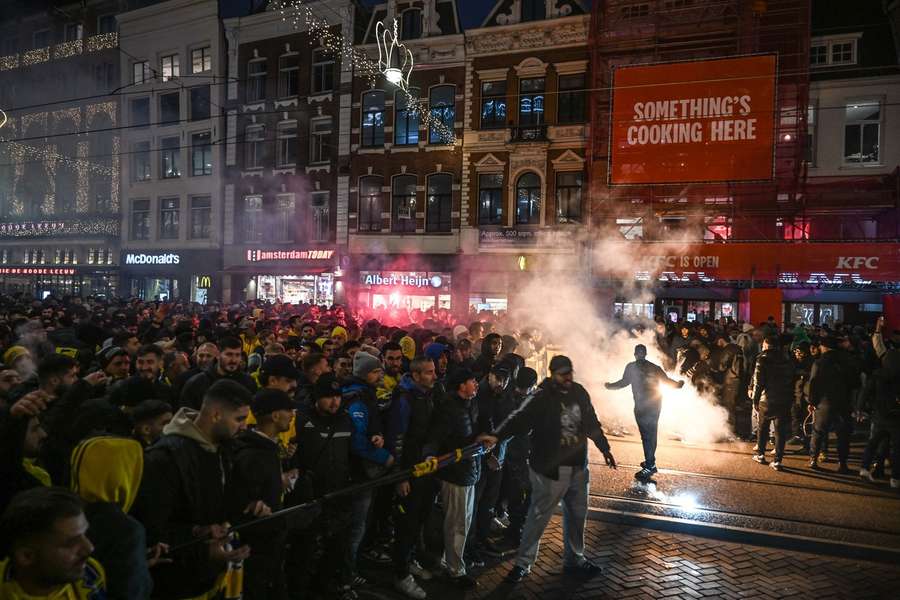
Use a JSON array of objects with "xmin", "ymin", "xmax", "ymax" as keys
[
  {"xmin": 124, "ymin": 253, "xmax": 181, "ymax": 265},
  {"xmin": 610, "ymin": 55, "xmax": 776, "ymax": 184},
  {"xmin": 246, "ymin": 249, "xmax": 335, "ymax": 262},
  {"xmin": 835, "ymin": 257, "xmax": 879, "ymax": 269}
]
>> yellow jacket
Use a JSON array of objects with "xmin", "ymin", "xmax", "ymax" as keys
[{"xmin": 0, "ymin": 557, "xmax": 106, "ymax": 600}]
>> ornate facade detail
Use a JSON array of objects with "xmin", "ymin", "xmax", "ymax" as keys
[
  {"xmin": 496, "ymin": 0, "xmax": 521, "ymax": 26},
  {"xmin": 467, "ymin": 16, "xmax": 588, "ymax": 55}
]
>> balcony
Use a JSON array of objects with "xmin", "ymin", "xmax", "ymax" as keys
[
  {"xmin": 510, "ymin": 124, "xmax": 548, "ymax": 143},
  {"xmin": 0, "ymin": 33, "xmax": 118, "ymax": 72}
]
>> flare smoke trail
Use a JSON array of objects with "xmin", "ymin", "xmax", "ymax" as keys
[{"xmin": 508, "ymin": 233, "xmax": 731, "ymax": 445}]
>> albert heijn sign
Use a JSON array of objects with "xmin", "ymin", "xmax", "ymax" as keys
[{"xmin": 599, "ymin": 242, "xmax": 900, "ymax": 283}]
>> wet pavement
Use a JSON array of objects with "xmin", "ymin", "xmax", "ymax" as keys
[{"xmin": 584, "ymin": 433, "xmax": 900, "ymax": 549}]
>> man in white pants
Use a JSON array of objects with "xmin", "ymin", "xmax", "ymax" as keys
[{"xmin": 481, "ymin": 355, "xmax": 617, "ymax": 583}]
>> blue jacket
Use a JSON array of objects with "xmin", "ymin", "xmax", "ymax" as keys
[{"xmin": 344, "ymin": 379, "xmax": 391, "ymax": 466}]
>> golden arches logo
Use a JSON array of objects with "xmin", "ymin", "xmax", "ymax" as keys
[{"xmin": 197, "ymin": 275, "xmax": 212, "ymax": 289}]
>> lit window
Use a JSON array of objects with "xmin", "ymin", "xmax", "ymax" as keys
[
  {"xmin": 515, "ymin": 172, "xmax": 541, "ymax": 225},
  {"xmin": 395, "ymin": 89, "xmax": 421, "ymax": 145},
  {"xmin": 810, "ymin": 37, "xmax": 858, "ymax": 67},
  {"xmin": 132, "ymin": 61, "xmax": 150, "ymax": 84},
  {"xmin": 191, "ymin": 47, "xmax": 211, "ymax": 73},
  {"xmin": 478, "ymin": 173, "xmax": 503, "ymax": 226},
  {"xmin": 311, "ymin": 192, "xmax": 330, "ymax": 242},
  {"xmin": 161, "ymin": 54, "xmax": 180, "ymax": 81},
  {"xmin": 361, "ymin": 91, "xmax": 385, "ymax": 147},
  {"xmin": 243, "ymin": 196, "xmax": 263, "ymax": 242},
  {"xmin": 392, "ymin": 175, "xmax": 417, "ymax": 233},
  {"xmin": 191, "ymin": 132, "xmax": 212, "ymax": 176},
  {"xmin": 160, "ymin": 137, "xmax": 181, "ymax": 178},
  {"xmin": 480, "ymin": 80, "xmax": 507, "ymax": 129},
  {"xmin": 275, "ymin": 194, "xmax": 295, "ymax": 242},
  {"xmin": 159, "ymin": 198, "xmax": 180, "ymax": 239},
  {"xmin": 429, "ymin": 86, "xmax": 455, "ymax": 144},
  {"xmin": 556, "ymin": 172, "xmax": 583, "ymax": 224},
  {"xmin": 191, "ymin": 196, "xmax": 211, "ymax": 239},
  {"xmin": 844, "ymin": 101, "xmax": 880, "ymax": 164}
]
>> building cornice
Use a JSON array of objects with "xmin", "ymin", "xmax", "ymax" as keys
[{"xmin": 465, "ymin": 14, "xmax": 588, "ymax": 56}]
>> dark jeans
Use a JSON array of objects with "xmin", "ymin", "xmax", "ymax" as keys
[
  {"xmin": 244, "ymin": 544, "xmax": 287, "ymax": 600},
  {"xmin": 635, "ymin": 407, "xmax": 661, "ymax": 469},
  {"xmin": 755, "ymin": 403, "xmax": 790, "ymax": 461},
  {"xmin": 810, "ymin": 404, "xmax": 852, "ymax": 464},
  {"xmin": 392, "ymin": 477, "xmax": 438, "ymax": 578},
  {"xmin": 861, "ymin": 422, "xmax": 900, "ymax": 476},
  {"xmin": 791, "ymin": 399, "xmax": 807, "ymax": 439},
  {"xmin": 471, "ymin": 461, "xmax": 503, "ymax": 547},
  {"xmin": 286, "ymin": 506, "xmax": 351, "ymax": 598},
  {"xmin": 502, "ymin": 454, "xmax": 531, "ymax": 542}
]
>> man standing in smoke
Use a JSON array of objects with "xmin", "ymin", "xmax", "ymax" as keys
[{"xmin": 605, "ymin": 344, "xmax": 684, "ymax": 482}]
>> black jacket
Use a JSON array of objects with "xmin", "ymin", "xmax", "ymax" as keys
[
  {"xmin": 749, "ymin": 349, "xmax": 795, "ymax": 414},
  {"xmin": 133, "ymin": 408, "xmax": 235, "ymax": 599},
  {"xmin": 84, "ymin": 503, "xmax": 152, "ymax": 600},
  {"xmin": 793, "ymin": 355, "xmax": 814, "ymax": 406},
  {"xmin": 606, "ymin": 358, "xmax": 681, "ymax": 413},
  {"xmin": 231, "ymin": 429, "xmax": 288, "ymax": 550},
  {"xmin": 180, "ymin": 363, "xmax": 257, "ymax": 410},
  {"xmin": 290, "ymin": 407, "xmax": 354, "ymax": 501},
  {"xmin": 862, "ymin": 350, "xmax": 900, "ymax": 428},
  {"xmin": 423, "ymin": 391, "xmax": 481, "ymax": 486},
  {"xmin": 809, "ymin": 351, "xmax": 852, "ymax": 412},
  {"xmin": 475, "ymin": 378, "xmax": 515, "ymax": 465},
  {"xmin": 386, "ymin": 374, "xmax": 436, "ymax": 470},
  {"xmin": 495, "ymin": 379, "xmax": 611, "ymax": 481}
]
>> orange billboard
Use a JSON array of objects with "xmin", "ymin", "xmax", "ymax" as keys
[{"xmin": 609, "ymin": 55, "xmax": 777, "ymax": 185}]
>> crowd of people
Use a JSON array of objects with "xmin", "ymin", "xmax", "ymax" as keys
[{"xmin": 0, "ymin": 294, "xmax": 896, "ymax": 600}]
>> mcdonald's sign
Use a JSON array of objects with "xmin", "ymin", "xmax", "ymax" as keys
[{"xmin": 197, "ymin": 275, "xmax": 213, "ymax": 289}]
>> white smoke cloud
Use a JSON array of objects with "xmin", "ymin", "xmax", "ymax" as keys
[{"xmin": 507, "ymin": 233, "xmax": 732, "ymax": 445}]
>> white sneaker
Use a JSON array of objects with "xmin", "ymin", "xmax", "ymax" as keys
[
  {"xmin": 891, "ymin": 478, "xmax": 900, "ymax": 489},
  {"xmin": 770, "ymin": 461, "xmax": 783, "ymax": 471},
  {"xmin": 395, "ymin": 574, "xmax": 427, "ymax": 599},
  {"xmin": 410, "ymin": 560, "xmax": 432, "ymax": 581},
  {"xmin": 859, "ymin": 468, "xmax": 876, "ymax": 483}
]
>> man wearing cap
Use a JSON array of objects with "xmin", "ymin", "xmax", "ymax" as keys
[
  {"xmin": 482, "ymin": 355, "xmax": 617, "ymax": 584},
  {"xmin": 469, "ymin": 363, "xmax": 514, "ymax": 560},
  {"xmin": 99, "ymin": 346, "xmax": 130, "ymax": 383},
  {"xmin": 605, "ymin": 344, "xmax": 683, "ymax": 482},
  {"xmin": 287, "ymin": 373, "xmax": 355, "ymax": 597},
  {"xmin": 246, "ymin": 354, "xmax": 303, "ymax": 451},
  {"xmin": 422, "ymin": 367, "xmax": 482, "ymax": 589},
  {"xmin": 808, "ymin": 336, "xmax": 855, "ymax": 471},
  {"xmin": 232, "ymin": 389, "xmax": 296, "ymax": 600}
]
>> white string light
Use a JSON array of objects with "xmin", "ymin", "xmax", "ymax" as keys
[
  {"xmin": 275, "ymin": 0, "xmax": 456, "ymax": 144},
  {"xmin": 375, "ymin": 19, "xmax": 414, "ymax": 91}
]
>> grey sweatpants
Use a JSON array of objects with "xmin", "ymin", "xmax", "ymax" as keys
[{"xmin": 440, "ymin": 480, "xmax": 475, "ymax": 577}]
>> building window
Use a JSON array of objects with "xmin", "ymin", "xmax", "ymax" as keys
[
  {"xmin": 478, "ymin": 173, "xmax": 503, "ymax": 225},
  {"xmin": 361, "ymin": 91, "xmax": 385, "ymax": 147},
  {"xmin": 480, "ymin": 80, "xmax": 507, "ymax": 129},
  {"xmin": 310, "ymin": 118, "xmax": 331, "ymax": 163},
  {"xmin": 190, "ymin": 85, "xmax": 211, "ymax": 120},
  {"xmin": 616, "ymin": 217, "xmax": 643, "ymax": 240},
  {"xmin": 429, "ymin": 86, "xmax": 455, "ymax": 144},
  {"xmin": 159, "ymin": 92, "xmax": 180, "ymax": 124},
  {"xmin": 780, "ymin": 218, "xmax": 810, "ymax": 241},
  {"xmin": 558, "ymin": 73, "xmax": 586, "ymax": 124},
  {"xmin": 312, "ymin": 48, "xmax": 334, "ymax": 93},
  {"xmin": 131, "ymin": 97, "xmax": 150, "ymax": 127},
  {"xmin": 64, "ymin": 23, "xmax": 82, "ymax": 42},
  {"xmin": 33, "ymin": 30, "xmax": 50, "ymax": 49},
  {"xmin": 400, "ymin": 9, "xmax": 422, "ymax": 40},
  {"xmin": 133, "ymin": 141, "xmax": 151, "ymax": 181},
  {"xmin": 392, "ymin": 175, "xmax": 417, "ymax": 233},
  {"xmin": 311, "ymin": 192, "xmax": 329, "ymax": 242},
  {"xmin": 191, "ymin": 47, "xmax": 211, "ymax": 73},
  {"xmin": 190, "ymin": 196, "xmax": 211, "ymax": 239},
  {"xmin": 395, "ymin": 89, "xmax": 420, "ymax": 146},
  {"xmin": 277, "ymin": 121, "xmax": 298, "ymax": 167},
  {"xmin": 247, "ymin": 59, "xmax": 267, "ymax": 102},
  {"xmin": 556, "ymin": 171, "xmax": 582, "ymax": 224},
  {"xmin": 519, "ymin": 78, "xmax": 545, "ymax": 126},
  {"xmin": 191, "ymin": 132, "xmax": 212, "ymax": 176},
  {"xmin": 515, "ymin": 172, "xmax": 541, "ymax": 225},
  {"xmin": 278, "ymin": 54, "xmax": 299, "ymax": 97},
  {"xmin": 131, "ymin": 199, "xmax": 150, "ymax": 240},
  {"xmin": 94, "ymin": 62, "xmax": 115, "ymax": 92},
  {"xmin": 426, "ymin": 173, "xmax": 452, "ymax": 233},
  {"xmin": 704, "ymin": 216, "xmax": 732, "ymax": 240},
  {"xmin": 844, "ymin": 101, "xmax": 880, "ymax": 164},
  {"xmin": 160, "ymin": 137, "xmax": 181, "ymax": 179},
  {"xmin": 98, "ymin": 14, "xmax": 116, "ymax": 34},
  {"xmin": 805, "ymin": 104, "xmax": 816, "ymax": 165},
  {"xmin": 245, "ymin": 125, "xmax": 265, "ymax": 169},
  {"xmin": 622, "ymin": 3, "xmax": 651, "ymax": 18},
  {"xmin": 358, "ymin": 176, "xmax": 383, "ymax": 232},
  {"xmin": 132, "ymin": 61, "xmax": 150, "ymax": 85},
  {"xmin": 159, "ymin": 197, "xmax": 180, "ymax": 239},
  {"xmin": 275, "ymin": 194, "xmax": 295, "ymax": 242},
  {"xmin": 810, "ymin": 37, "xmax": 858, "ymax": 67},
  {"xmin": 161, "ymin": 54, "xmax": 179, "ymax": 81},
  {"xmin": 521, "ymin": 0, "xmax": 545, "ymax": 22},
  {"xmin": 244, "ymin": 196, "xmax": 263, "ymax": 242}
]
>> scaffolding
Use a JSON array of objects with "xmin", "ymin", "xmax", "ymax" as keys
[{"xmin": 588, "ymin": 0, "xmax": 842, "ymax": 242}]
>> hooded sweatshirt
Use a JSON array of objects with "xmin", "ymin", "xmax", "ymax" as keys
[
  {"xmin": 71, "ymin": 436, "xmax": 152, "ymax": 600},
  {"xmin": 133, "ymin": 407, "xmax": 231, "ymax": 599}
]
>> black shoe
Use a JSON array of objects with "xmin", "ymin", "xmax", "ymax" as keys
[
  {"xmin": 505, "ymin": 566, "xmax": 529, "ymax": 583},
  {"xmin": 465, "ymin": 551, "xmax": 485, "ymax": 569},
  {"xmin": 639, "ymin": 462, "xmax": 659, "ymax": 474},
  {"xmin": 564, "ymin": 559, "xmax": 603, "ymax": 576},
  {"xmin": 450, "ymin": 574, "xmax": 478, "ymax": 589},
  {"xmin": 837, "ymin": 463, "xmax": 851, "ymax": 475}
]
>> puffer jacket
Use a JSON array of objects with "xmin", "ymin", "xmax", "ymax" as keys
[
  {"xmin": 386, "ymin": 374, "xmax": 435, "ymax": 469},
  {"xmin": 809, "ymin": 350, "xmax": 852, "ymax": 412},
  {"xmin": 749, "ymin": 349, "xmax": 795, "ymax": 414},
  {"xmin": 423, "ymin": 391, "xmax": 481, "ymax": 486}
]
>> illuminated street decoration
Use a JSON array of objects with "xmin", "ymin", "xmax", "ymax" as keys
[
  {"xmin": 375, "ymin": 19, "xmax": 413, "ymax": 91},
  {"xmin": 0, "ymin": 108, "xmax": 7, "ymax": 129},
  {"xmin": 275, "ymin": 0, "xmax": 455, "ymax": 144},
  {"xmin": 0, "ymin": 218, "xmax": 120, "ymax": 238}
]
